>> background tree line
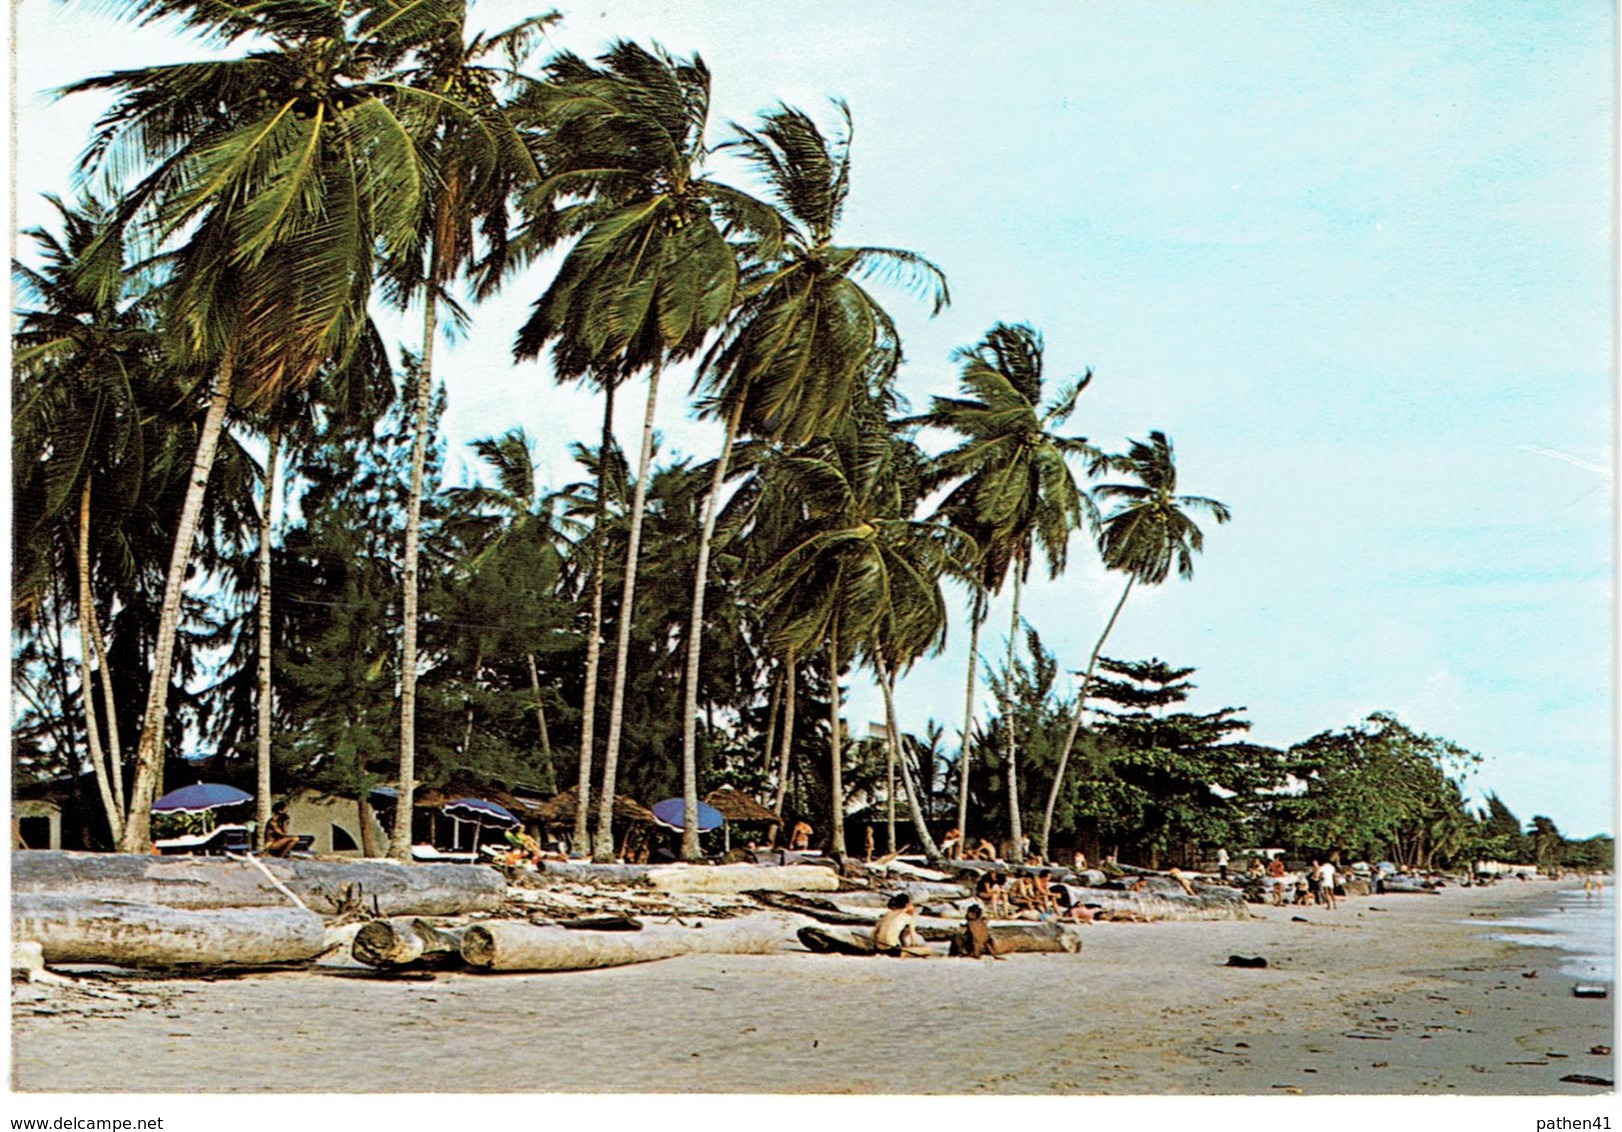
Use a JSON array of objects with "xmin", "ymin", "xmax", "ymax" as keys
[{"xmin": 13, "ymin": 0, "xmax": 1603, "ymax": 875}]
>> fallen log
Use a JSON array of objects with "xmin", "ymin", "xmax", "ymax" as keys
[
  {"xmin": 351, "ymin": 918, "xmax": 468, "ymax": 968},
  {"xmin": 460, "ymin": 913, "xmax": 802, "ymax": 972},
  {"xmin": 13, "ymin": 851, "xmax": 505, "ymax": 916},
  {"xmin": 647, "ymin": 865, "xmax": 838, "ymax": 894},
  {"xmin": 748, "ymin": 891, "xmax": 875, "ymax": 925},
  {"xmin": 13, "ymin": 894, "xmax": 328, "ymax": 967},
  {"xmin": 797, "ymin": 921, "xmax": 1083, "ymax": 955},
  {"xmin": 836, "ymin": 882, "xmax": 972, "ymax": 905},
  {"xmin": 1051, "ymin": 883, "xmax": 1252, "ymax": 922}
]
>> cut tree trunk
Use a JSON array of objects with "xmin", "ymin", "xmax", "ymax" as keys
[
  {"xmin": 461, "ymin": 913, "xmax": 799, "ymax": 972},
  {"xmin": 796, "ymin": 920, "xmax": 1083, "ymax": 955},
  {"xmin": 14, "ymin": 895, "xmax": 328, "ymax": 967},
  {"xmin": 12, "ymin": 851, "xmax": 504, "ymax": 916},
  {"xmin": 596, "ymin": 357, "xmax": 663, "ymax": 862},
  {"xmin": 351, "ymin": 917, "xmax": 467, "ymax": 968},
  {"xmin": 646, "ymin": 864, "xmax": 838, "ymax": 895}
]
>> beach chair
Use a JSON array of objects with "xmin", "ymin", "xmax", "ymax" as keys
[{"xmin": 154, "ymin": 823, "xmax": 251, "ymax": 856}]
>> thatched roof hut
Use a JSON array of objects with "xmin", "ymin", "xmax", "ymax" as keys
[
  {"xmin": 535, "ymin": 787, "xmax": 655, "ymax": 828},
  {"xmin": 704, "ymin": 786, "xmax": 780, "ymax": 825}
]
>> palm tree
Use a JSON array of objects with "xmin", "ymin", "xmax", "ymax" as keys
[
  {"xmin": 381, "ymin": 6, "xmax": 555, "ymax": 860},
  {"xmin": 920, "ymin": 323, "xmax": 1101, "ymax": 855},
  {"xmin": 446, "ymin": 427, "xmax": 583, "ymax": 792},
  {"xmin": 65, "ymin": 0, "xmax": 437, "ymax": 850},
  {"xmin": 1037, "ymin": 430, "xmax": 1231, "ymax": 858},
  {"xmin": 753, "ymin": 409, "xmax": 962, "ymax": 857},
  {"xmin": 11, "ymin": 194, "xmax": 157, "ymax": 844},
  {"xmin": 513, "ymin": 40, "xmax": 779, "ymax": 861},
  {"xmin": 674, "ymin": 101, "xmax": 948, "ymax": 857}
]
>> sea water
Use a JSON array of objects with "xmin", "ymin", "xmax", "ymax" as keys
[{"xmin": 1483, "ymin": 883, "xmax": 1616, "ymax": 984}]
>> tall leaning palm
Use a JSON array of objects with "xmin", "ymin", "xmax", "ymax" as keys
[
  {"xmin": 381, "ymin": 8, "xmax": 554, "ymax": 860},
  {"xmin": 514, "ymin": 41, "xmax": 779, "ymax": 861},
  {"xmin": 65, "ymin": 0, "xmax": 434, "ymax": 850},
  {"xmin": 675, "ymin": 102, "xmax": 947, "ymax": 858},
  {"xmin": 1036, "ymin": 430, "xmax": 1231, "ymax": 858},
  {"xmin": 921, "ymin": 324, "xmax": 1101, "ymax": 855}
]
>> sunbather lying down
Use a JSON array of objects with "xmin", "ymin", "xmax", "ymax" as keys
[{"xmin": 872, "ymin": 892, "xmax": 933, "ymax": 958}]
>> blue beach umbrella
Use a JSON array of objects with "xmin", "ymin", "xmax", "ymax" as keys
[
  {"xmin": 650, "ymin": 798, "xmax": 724, "ymax": 834},
  {"xmin": 151, "ymin": 783, "xmax": 253, "ymax": 815},
  {"xmin": 441, "ymin": 798, "xmax": 520, "ymax": 828}
]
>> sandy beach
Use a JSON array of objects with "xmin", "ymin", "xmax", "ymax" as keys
[{"xmin": 10, "ymin": 877, "xmax": 1613, "ymax": 1095}]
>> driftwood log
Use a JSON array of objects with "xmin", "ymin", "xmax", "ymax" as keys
[
  {"xmin": 13, "ymin": 851, "xmax": 505, "ymax": 916},
  {"xmin": 797, "ymin": 920, "xmax": 1083, "ymax": 956},
  {"xmin": 647, "ymin": 865, "xmax": 839, "ymax": 894},
  {"xmin": 351, "ymin": 918, "xmax": 468, "ymax": 968},
  {"xmin": 460, "ymin": 914, "xmax": 801, "ymax": 972},
  {"xmin": 13, "ymin": 894, "xmax": 328, "ymax": 967}
]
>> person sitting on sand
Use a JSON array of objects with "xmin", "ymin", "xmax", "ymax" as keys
[
  {"xmin": 972, "ymin": 839, "xmax": 998, "ymax": 862},
  {"xmin": 873, "ymin": 893, "xmax": 932, "ymax": 958},
  {"xmin": 951, "ymin": 903, "xmax": 1003, "ymax": 959},
  {"xmin": 1293, "ymin": 877, "xmax": 1311, "ymax": 905},
  {"xmin": 1249, "ymin": 858, "xmax": 1266, "ymax": 880},
  {"xmin": 975, "ymin": 871, "xmax": 1010, "ymax": 917},
  {"xmin": 262, "ymin": 801, "xmax": 298, "ymax": 857},
  {"xmin": 790, "ymin": 821, "xmax": 813, "ymax": 851},
  {"xmin": 1128, "ymin": 875, "xmax": 1151, "ymax": 893}
]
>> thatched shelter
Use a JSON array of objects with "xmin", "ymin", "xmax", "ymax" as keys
[
  {"xmin": 704, "ymin": 786, "xmax": 780, "ymax": 825},
  {"xmin": 535, "ymin": 787, "xmax": 655, "ymax": 828}
]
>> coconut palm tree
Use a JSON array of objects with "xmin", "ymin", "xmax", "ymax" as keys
[
  {"xmin": 673, "ymin": 101, "xmax": 948, "ymax": 857},
  {"xmin": 65, "ymin": 0, "xmax": 438, "ymax": 850},
  {"xmin": 513, "ymin": 40, "xmax": 779, "ymax": 861},
  {"xmin": 919, "ymin": 323, "xmax": 1102, "ymax": 855},
  {"xmin": 752, "ymin": 408, "xmax": 964, "ymax": 856},
  {"xmin": 11, "ymin": 194, "xmax": 158, "ymax": 844},
  {"xmin": 1037, "ymin": 430, "xmax": 1230, "ymax": 858},
  {"xmin": 380, "ymin": 6, "xmax": 555, "ymax": 860},
  {"xmin": 445, "ymin": 427, "xmax": 584, "ymax": 792}
]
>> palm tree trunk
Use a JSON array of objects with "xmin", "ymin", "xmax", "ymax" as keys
[
  {"xmin": 75, "ymin": 476, "xmax": 123, "ymax": 846},
  {"xmin": 87, "ymin": 580, "xmax": 124, "ymax": 819},
  {"xmin": 955, "ymin": 588, "xmax": 983, "ymax": 853},
  {"xmin": 882, "ymin": 664, "xmax": 942, "ymax": 865},
  {"xmin": 255, "ymin": 420, "xmax": 281, "ymax": 850},
  {"xmin": 595, "ymin": 357, "xmax": 663, "ymax": 861},
  {"xmin": 575, "ymin": 383, "xmax": 616, "ymax": 852},
  {"xmin": 392, "ymin": 294, "xmax": 438, "ymax": 861},
  {"xmin": 357, "ymin": 791, "xmax": 377, "ymax": 858},
  {"xmin": 122, "ymin": 347, "xmax": 237, "ymax": 852},
  {"xmin": 526, "ymin": 652, "xmax": 556, "ymax": 794},
  {"xmin": 761, "ymin": 669, "xmax": 782, "ymax": 782},
  {"xmin": 1038, "ymin": 575, "xmax": 1133, "ymax": 860},
  {"xmin": 1003, "ymin": 559, "xmax": 1024, "ymax": 857},
  {"xmin": 677, "ymin": 398, "xmax": 747, "ymax": 860},
  {"xmin": 885, "ymin": 703, "xmax": 897, "ymax": 856},
  {"xmin": 827, "ymin": 624, "xmax": 846, "ymax": 856},
  {"xmin": 768, "ymin": 647, "xmax": 797, "ymax": 846}
]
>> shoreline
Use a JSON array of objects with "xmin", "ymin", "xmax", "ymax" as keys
[{"xmin": 11, "ymin": 878, "xmax": 1615, "ymax": 1094}]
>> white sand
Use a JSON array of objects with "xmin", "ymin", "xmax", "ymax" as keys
[{"xmin": 10, "ymin": 879, "xmax": 1614, "ymax": 1094}]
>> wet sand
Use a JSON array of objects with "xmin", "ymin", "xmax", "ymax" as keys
[{"xmin": 11, "ymin": 878, "xmax": 1614, "ymax": 1094}]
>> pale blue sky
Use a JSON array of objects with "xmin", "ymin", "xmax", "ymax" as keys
[{"xmin": 12, "ymin": 1, "xmax": 1616, "ymax": 836}]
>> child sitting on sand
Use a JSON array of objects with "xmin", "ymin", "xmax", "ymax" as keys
[{"xmin": 950, "ymin": 904, "xmax": 1003, "ymax": 959}]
